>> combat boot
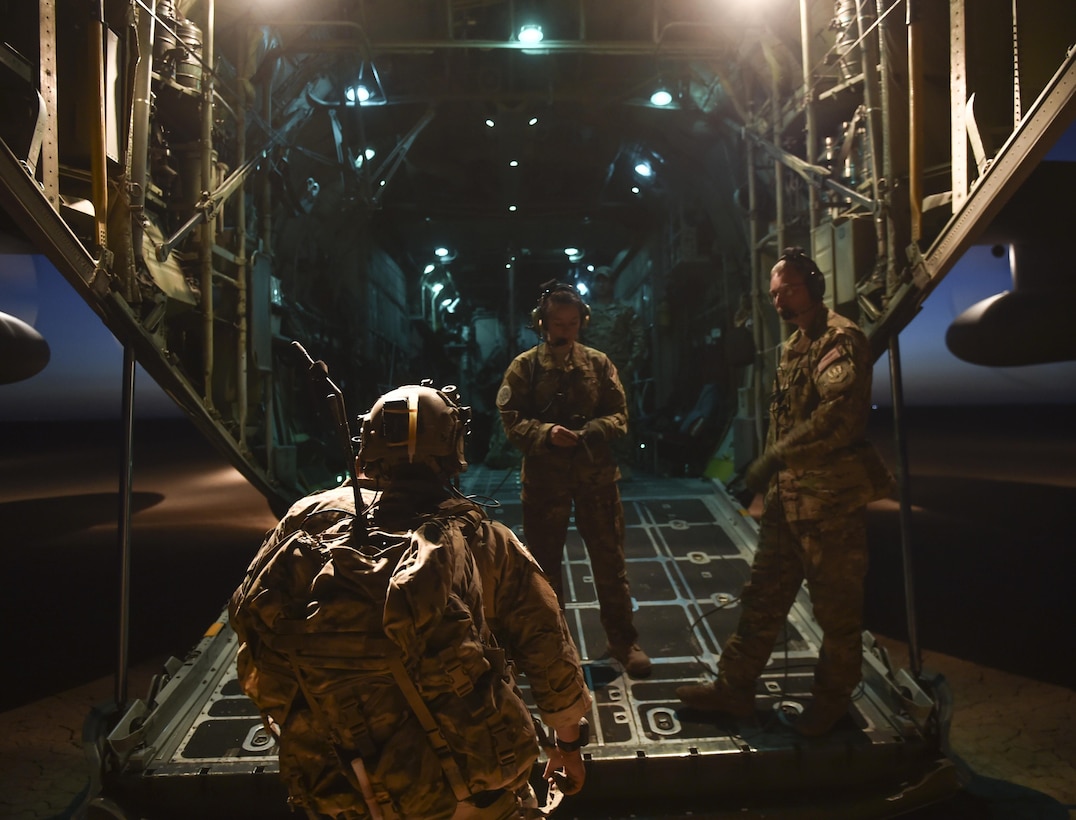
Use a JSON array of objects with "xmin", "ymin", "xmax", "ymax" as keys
[
  {"xmin": 675, "ymin": 680, "xmax": 755, "ymax": 718},
  {"xmin": 793, "ymin": 698, "xmax": 849, "ymax": 737},
  {"xmin": 607, "ymin": 642, "xmax": 652, "ymax": 678}
]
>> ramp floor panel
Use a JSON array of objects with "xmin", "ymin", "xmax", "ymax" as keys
[{"xmin": 102, "ymin": 471, "xmax": 952, "ymax": 817}]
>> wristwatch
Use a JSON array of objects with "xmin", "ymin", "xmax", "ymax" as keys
[{"xmin": 554, "ymin": 717, "xmax": 590, "ymax": 752}]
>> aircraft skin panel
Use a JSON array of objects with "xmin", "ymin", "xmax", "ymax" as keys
[{"xmin": 93, "ymin": 473, "xmax": 954, "ymax": 818}]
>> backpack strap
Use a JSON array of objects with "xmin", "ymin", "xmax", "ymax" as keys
[
  {"xmin": 384, "ymin": 655, "xmax": 474, "ymax": 802},
  {"xmin": 275, "ymin": 630, "xmax": 476, "ymax": 805}
]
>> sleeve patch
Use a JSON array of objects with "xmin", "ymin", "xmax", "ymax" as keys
[
  {"xmin": 821, "ymin": 362, "xmax": 849, "ymax": 385},
  {"xmin": 816, "ymin": 347, "xmax": 843, "ymax": 373},
  {"xmin": 496, "ymin": 383, "xmax": 512, "ymax": 408}
]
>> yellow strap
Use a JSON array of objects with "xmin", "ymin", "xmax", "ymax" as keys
[{"xmin": 407, "ymin": 390, "xmax": 418, "ymax": 463}]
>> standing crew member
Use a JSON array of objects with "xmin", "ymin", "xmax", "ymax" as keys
[
  {"xmin": 677, "ymin": 248, "xmax": 895, "ymax": 736},
  {"xmin": 497, "ymin": 281, "xmax": 652, "ymax": 679}
]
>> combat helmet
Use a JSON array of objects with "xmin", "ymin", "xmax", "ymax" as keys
[{"xmin": 357, "ymin": 382, "xmax": 470, "ymax": 481}]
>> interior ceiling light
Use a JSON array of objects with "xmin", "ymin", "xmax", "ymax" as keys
[
  {"xmin": 424, "ymin": 264, "xmax": 436, "ymax": 274},
  {"xmin": 634, "ymin": 161, "xmax": 653, "ymax": 177},
  {"xmin": 518, "ymin": 24, "xmax": 543, "ymax": 44},
  {"xmin": 650, "ymin": 88, "xmax": 673, "ymax": 106},
  {"xmin": 564, "ymin": 247, "xmax": 579, "ymax": 257},
  {"xmin": 345, "ymin": 85, "xmax": 371, "ymax": 104},
  {"xmin": 509, "ymin": 160, "xmax": 519, "ymax": 167},
  {"xmin": 347, "ymin": 60, "xmax": 386, "ymax": 107},
  {"xmin": 508, "ymin": 205, "xmax": 517, "ymax": 212},
  {"xmin": 528, "ymin": 117, "xmax": 539, "ymax": 126},
  {"xmin": 435, "ymin": 247, "xmax": 449, "ymax": 257},
  {"xmin": 485, "ymin": 118, "xmax": 495, "ymax": 128}
]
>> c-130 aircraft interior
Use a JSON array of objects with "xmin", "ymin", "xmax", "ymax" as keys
[{"xmin": 2, "ymin": 1, "xmax": 1075, "ymax": 817}]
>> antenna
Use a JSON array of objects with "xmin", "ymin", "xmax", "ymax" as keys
[{"xmin": 291, "ymin": 341, "xmax": 365, "ymax": 540}]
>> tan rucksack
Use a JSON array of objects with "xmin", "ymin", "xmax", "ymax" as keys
[{"xmin": 229, "ymin": 499, "xmax": 539, "ymax": 819}]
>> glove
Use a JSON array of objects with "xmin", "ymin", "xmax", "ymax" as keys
[{"xmin": 744, "ymin": 451, "xmax": 785, "ymax": 495}]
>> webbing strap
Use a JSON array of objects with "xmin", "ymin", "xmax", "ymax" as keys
[
  {"xmin": 386, "ymin": 656, "xmax": 473, "ymax": 802},
  {"xmin": 289, "ymin": 665, "xmax": 400, "ymax": 820}
]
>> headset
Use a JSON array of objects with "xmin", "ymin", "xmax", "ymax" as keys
[
  {"xmin": 777, "ymin": 247, "xmax": 825, "ymax": 301},
  {"xmin": 530, "ymin": 279, "xmax": 591, "ymax": 332}
]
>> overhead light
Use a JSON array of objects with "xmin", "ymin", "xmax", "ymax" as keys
[
  {"xmin": 347, "ymin": 60, "xmax": 387, "ymax": 106},
  {"xmin": 346, "ymin": 84, "xmax": 372, "ymax": 104},
  {"xmin": 509, "ymin": 160, "xmax": 519, "ymax": 167},
  {"xmin": 564, "ymin": 247, "xmax": 579, "ymax": 257},
  {"xmin": 528, "ymin": 117, "xmax": 539, "ymax": 126},
  {"xmin": 431, "ymin": 282, "xmax": 444, "ymax": 296},
  {"xmin": 631, "ymin": 186, "xmax": 641, "ymax": 195},
  {"xmin": 485, "ymin": 118, "xmax": 496, "ymax": 128},
  {"xmin": 634, "ymin": 161, "xmax": 653, "ymax": 177},
  {"xmin": 650, "ymin": 88, "xmax": 673, "ymax": 106},
  {"xmin": 518, "ymin": 24, "xmax": 543, "ymax": 44},
  {"xmin": 424, "ymin": 264, "xmax": 436, "ymax": 274},
  {"xmin": 508, "ymin": 205, "xmax": 517, "ymax": 212},
  {"xmin": 435, "ymin": 247, "xmax": 449, "ymax": 257}
]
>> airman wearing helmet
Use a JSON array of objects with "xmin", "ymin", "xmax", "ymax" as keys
[{"xmin": 243, "ymin": 382, "xmax": 592, "ymax": 817}]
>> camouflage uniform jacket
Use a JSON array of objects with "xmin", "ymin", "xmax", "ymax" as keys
[
  {"xmin": 765, "ymin": 307, "xmax": 895, "ymax": 520},
  {"xmin": 497, "ymin": 342, "xmax": 628, "ymax": 486},
  {"xmin": 585, "ymin": 301, "xmax": 645, "ymax": 374}
]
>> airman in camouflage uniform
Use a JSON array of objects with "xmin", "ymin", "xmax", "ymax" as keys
[
  {"xmin": 232, "ymin": 385, "xmax": 592, "ymax": 819},
  {"xmin": 677, "ymin": 248, "xmax": 895, "ymax": 736},
  {"xmin": 497, "ymin": 282, "xmax": 651, "ymax": 678}
]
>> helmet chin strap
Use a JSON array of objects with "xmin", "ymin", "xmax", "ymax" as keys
[{"xmin": 407, "ymin": 390, "xmax": 419, "ymax": 463}]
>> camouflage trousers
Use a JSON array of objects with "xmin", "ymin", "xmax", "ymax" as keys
[
  {"xmin": 719, "ymin": 505, "xmax": 868, "ymax": 705},
  {"xmin": 521, "ymin": 481, "xmax": 638, "ymax": 648}
]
